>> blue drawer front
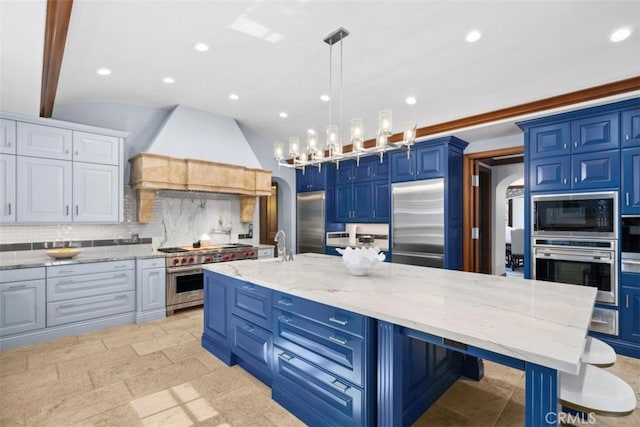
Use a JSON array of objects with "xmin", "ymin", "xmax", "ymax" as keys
[
  {"xmin": 274, "ymin": 308, "xmax": 363, "ymax": 386},
  {"xmin": 232, "ymin": 281, "xmax": 272, "ymax": 331},
  {"xmin": 272, "ymin": 345, "xmax": 364, "ymax": 427},
  {"xmin": 230, "ymin": 315, "xmax": 272, "ymax": 384},
  {"xmin": 273, "ymin": 292, "xmax": 365, "ymax": 337}
]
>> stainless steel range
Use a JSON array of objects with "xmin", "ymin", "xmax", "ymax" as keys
[{"xmin": 157, "ymin": 244, "xmax": 257, "ymax": 315}]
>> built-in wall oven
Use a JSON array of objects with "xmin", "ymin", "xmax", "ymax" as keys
[{"xmin": 532, "ymin": 191, "xmax": 617, "ymax": 238}]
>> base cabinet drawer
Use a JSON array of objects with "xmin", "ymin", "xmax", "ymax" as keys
[
  {"xmin": 231, "ymin": 315, "xmax": 272, "ymax": 384},
  {"xmin": 0, "ymin": 279, "xmax": 45, "ymax": 336},
  {"xmin": 47, "ymin": 291, "xmax": 135, "ymax": 327},
  {"xmin": 47, "ymin": 270, "xmax": 135, "ymax": 302},
  {"xmin": 272, "ymin": 346, "xmax": 364, "ymax": 427},
  {"xmin": 590, "ymin": 307, "xmax": 618, "ymax": 336},
  {"xmin": 274, "ymin": 308, "xmax": 364, "ymax": 386},
  {"xmin": 232, "ymin": 281, "xmax": 272, "ymax": 331}
]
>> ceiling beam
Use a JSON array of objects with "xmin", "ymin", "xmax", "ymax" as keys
[{"xmin": 40, "ymin": 0, "xmax": 73, "ymax": 118}]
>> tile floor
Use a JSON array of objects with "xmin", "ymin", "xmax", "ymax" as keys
[{"xmin": 1, "ymin": 307, "xmax": 638, "ymax": 426}]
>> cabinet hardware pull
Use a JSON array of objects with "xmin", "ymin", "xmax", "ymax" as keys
[
  {"xmin": 278, "ymin": 353, "xmax": 293, "ymax": 361},
  {"xmin": 114, "ymin": 264, "xmax": 129, "ymax": 269},
  {"xmin": 242, "ymin": 284, "xmax": 255, "ymax": 291},
  {"xmin": 8, "ymin": 284, "xmax": 27, "ymax": 289},
  {"xmin": 329, "ymin": 379, "xmax": 349, "ymax": 393},
  {"xmin": 75, "ymin": 151, "xmax": 79, "ymax": 156},
  {"xmin": 626, "ymin": 134, "xmax": 630, "ymax": 141},
  {"xmin": 329, "ymin": 335, "xmax": 347, "ymax": 345},
  {"xmin": 75, "ymin": 205, "xmax": 79, "ymax": 215},
  {"xmin": 574, "ymin": 177, "xmax": 578, "ymax": 183},
  {"xmin": 627, "ymin": 294, "xmax": 630, "ymax": 309},
  {"xmin": 58, "ymin": 270, "xmax": 73, "ymax": 274},
  {"xmin": 114, "ymin": 273, "xmax": 128, "ymax": 278},
  {"xmin": 563, "ymin": 178, "xmax": 567, "ymax": 185},
  {"xmin": 58, "ymin": 279, "xmax": 74, "ymax": 285},
  {"xmin": 278, "ymin": 315, "xmax": 292, "ymax": 323},
  {"xmin": 590, "ymin": 318, "xmax": 608, "ymax": 325},
  {"xmin": 59, "ymin": 303, "xmax": 75, "ymax": 308},
  {"xmin": 7, "ymin": 142, "xmax": 10, "ymax": 147},
  {"xmin": 242, "ymin": 324, "xmax": 254, "ymax": 333},
  {"xmin": 114, "ymin": 294, "xmax": 128, "ymax": 300},
  {"xmin": 574, "ymin": 141, "xmax": 578, "ymax": 148},
  {"xmin": 66, "ymin": 205, "xmax": 70, "ymax": 215},
  {"xmin": 563, "ymin": 143, "xmax": 567, "ymax": 149},
  {"xmin": 626, "ymin": 193, "xmax": 630, "ymax": 206},
  {"xmin": 65, "ymin": 149, "xmax": 69, "ymax": 154},
  {"xmin": 373, "ymin": 210, "xmax": 376, "ymax": 218},
  {"xmin": 277, "ymin": 299, "xmax": 292, "ymax": 306},
  {"xmin": 329, "ymin": 316, "xmax": 348, "ymax": 326},
  {"xmin": 7, "ymin": 203, "xmax": 11, "ymax": 215}
]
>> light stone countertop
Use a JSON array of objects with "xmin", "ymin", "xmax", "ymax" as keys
[
  {"xmin": 0, "ymin": 245, "xmax": 161, "ymax": 270},
  {"xmin": 204, "ymin": 253, "xmax": 596, "ymax": 375}
]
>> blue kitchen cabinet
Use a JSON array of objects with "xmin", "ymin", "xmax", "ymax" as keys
[
  {"xmin": 230, "ymin": 315, "xmax": 272, "ymax": 385},
  {"xmin": 529, "ymin": 150, "xmax": 618, "ymax": 192},
  {"xmin": 570, "ymin": 112, "xmax": 619, "ymax": 154},
  {"xmin": 622, "ymin": 147, "xmax": 640, "ymax": 214},
  {"xmin": 296, "ymin": 166, "xmax": 327, "ymax": 192},
  {"xmin": 372, "ymin": 179, "xmax": 390, "ymax": 222},
  {"xmin": 620, "ymin": 272, "xmax": 640, "ymax": 344},
  {"xmin": 202, "ymin": 272, "xmax": 235, "ymax": 365},
  {"xmin": 355, "ymin": 155, "xmax": 389, "ymax": 181},
  {"xmin": 353, "ymin": 181, "xmax": 373, "ymax": 221},
  {"xmin": 335, "ymin": 182, "xmax": 353, "ymax": 222},
  {"xmin": 336, "ymin": 159, "xmax": 357, "ymax": 183},
  {"xmin": 390, "ymin": 143, "xmax": 445, "ymax": 183},
  {"xmin": 622, "ymin": 107, "xmax": 640, "ymax": 147},
  {"xmin": 335, "ymin": 180, "xmax": 389, "ymax": 223},
  {"xmin": 528, "ymin": 122, "xmax": 571, "ymax": 159}
]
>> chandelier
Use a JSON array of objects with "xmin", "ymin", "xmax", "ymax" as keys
[{"xmin": 273, "ymin": 27, "xmax": 417, "ymax": 171}]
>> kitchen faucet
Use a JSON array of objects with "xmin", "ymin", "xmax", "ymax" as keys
[{"xmin": 274, "ymin": 230, "xmax": 292, "ymax": 261}]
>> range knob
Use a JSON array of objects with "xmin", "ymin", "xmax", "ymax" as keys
[
  {"xmin": 189, "ymin": 256, "xmax": 195, "ymax": 263},
  {"xmin": 205, "ymin": 256, "xmax": 212, "ymax": 263},
  {"xmin": 181, "ymin": 257, "xmax": 187, "ymax": 264},
  {"xmin": 224, "ymin": 254, "xmax": 230, "ymax": 261},
  {"xmin": 173, "ymin": 258, "xmax": 180, "ymax": 265},
  {"xmin": 231, "ymin": 253, "xmax": 236, "ymax": 259},
  {"xmin": 249, "ymin": 251, "xmax": 255, "ymax": 257}
]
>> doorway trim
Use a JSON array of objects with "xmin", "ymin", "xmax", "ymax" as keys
[{"xmin": 463, "ymin": 146, "xmax": 524, "ymax": 272}]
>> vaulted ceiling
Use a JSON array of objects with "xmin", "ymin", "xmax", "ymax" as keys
[{"xmin": 1, "ymin": 0, "xmax": 639, "ymax": 145}]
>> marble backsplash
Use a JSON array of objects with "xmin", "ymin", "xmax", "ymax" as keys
[{"xmin": 0, "ymin": 187, "xmax": 253, "ymax": 249}]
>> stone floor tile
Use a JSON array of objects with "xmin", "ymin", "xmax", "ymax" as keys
[
  {"xmin": 412, "ymin": 403, "xmax": 482, "ymax": 426},
  {"xmin": 156, "ymin": 316, "xmax": 203, "ymax": 334},
  {"xmin": 185, "ymin": 397, "xmax": 220, "ymax": 422},
  {"xmin": 161, "ymin": 339, "xmax": 216, "ymax": 364},
  {"xmin": 27, "ymin": 340, "xmax": 107, "ymax": 369},
  {"xmin": 0, "ymin": 363, "xmax": 58, "ymax": 394},
  {"xmin": 90, "ymin": 350, "xmax": 173, "ymax": 388},
  {"xmin": 131, "ymin": 388, "xmax": 181, "ymax": 419},
  {"xmin": 68, "ymin": 402, "xmax": 143, "ymax": 427},
  {"xmin": 140, "ymin": 406, "xmax": 193, "ymax": 427},
  {"xmin": 0, "ymin": 353, "xmax": 27, "ymax": 377},
  {"xmin": 100, "ymin": 325, "xmax": 169, "ymax": 350},
  {"xmin": 1, "ymin": 335, "xmax": 79, "ymax": 360},
  {"xmin": 57, "ymin": 344, "xmax": 138, "ymax": 379},
  {"xmin": 493, "ymin": 399, "xmax": 525, "ymax": 426},
  {"xmin": 434, "ymin": 380, "xmax": 510, "ymax": 426},
  {"xmin": 25, "ymin": 381, "xmax": 132, "ymax": 426},
  {"xmin": 130, "ymin": 331, "xmax": 196, "ymax": 356},
  {"xmin": 208, "ymin": 385, "xmax": 277, "ymax": 426},
  {"xmin": 125, "ymin": 358, "xmax": 210, "ymax": 398}
]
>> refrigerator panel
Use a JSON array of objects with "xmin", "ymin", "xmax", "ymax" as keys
[
  {"xmin": 391, "ymin": 179, "xmax": 445, "ymax": 267},
  {"xmin": 297, "ymin": 191, "xmax": 325, "ymax": 254}
]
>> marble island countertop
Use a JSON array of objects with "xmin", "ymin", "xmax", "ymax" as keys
[
  {"xmin": 204, "ymin": 253, "xmax": 597, "ymax": 375},
  {"xmin": 0, "ymin": 245, "xmax": 161, "ymax": 270}
]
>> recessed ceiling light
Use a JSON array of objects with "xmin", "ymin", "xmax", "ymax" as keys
[
  {"xmin": 229, "ymin": 93, "xmax": 239, "ymax": 100},
  {"xmin": 279, "ymin": 112, "xmax": 288, "ymax": 118},
  {"xmin": 406, "ymin": 96, "xmax": 417, "ymax": 105},
  {"xmin": 320, "ymin": 94, "xmax": 330, "ymax": 102},
  {"xmin": 610, "ymin": 27, "xmax": 631, "ymax": 42},
  {"xmin": 194, "ymin": 42, "xmax": 209, "ymax": 52},
  {"xmin": 96, "ymin": 68, "xmax": 111, "ymax": 76},
  {"xmin": 465, "ymin": 30, "xmax": 482, "ymax": 43},
  {"xmin": 163, "ymin": 77, "xmax": 175, "ymax": 84}
]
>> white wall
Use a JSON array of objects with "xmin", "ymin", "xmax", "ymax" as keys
[
  {"xmin": 491, "ymin": 163, "xmax": 524, "ymax": 275},
  {"xmin": 464, "ymin": 133, "xmax": 522, "ymax": 154}
]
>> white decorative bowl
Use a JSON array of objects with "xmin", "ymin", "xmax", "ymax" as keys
[
  {"xmin": 45, "ymin": 248, "xmax": 81, "ymax": 259},
  {"xmin": 336, "ymin": 247, "xmax": 385, "ymax": 276}
]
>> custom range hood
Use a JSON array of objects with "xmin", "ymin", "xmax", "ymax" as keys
[{"xmin": 130, "ymin": 106, "xmax": 272, "ymax": 223}]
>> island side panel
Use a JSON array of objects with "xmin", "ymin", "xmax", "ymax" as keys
[
  {"xmin": 378, "ymin": 320, "xmax": 404, "ymax": 427},
  {"xmin": 525, "ymin": 362, "xmax": 559, "ymax": 427}
]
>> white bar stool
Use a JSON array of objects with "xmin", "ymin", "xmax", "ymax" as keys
[
  {"xmin": 560, "ymin": 363, "xmax": 636, "ymax": 416},
  {"xmin": 581, "ymin": 336, "xmax": 616, "ymax": 367}
]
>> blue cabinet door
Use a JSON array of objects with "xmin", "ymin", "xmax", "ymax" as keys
[
  {"xmin": 529, "ymin": 156, "xmax": 571, "ymax": 192},
  {"xmin": 354, "ymin": 182, "xmax": 373, "ymax": 221},
  {"xmin": 620, "ymin": 285, "xmax": 640, "ymax": 344},
  {"xmin": 390, "ymin": 150, "xmax": 415, "ymax": 183},
  {"xmin": 203, "ymin": 273, "xmax": 231, "ymax": 346},
  {"xmin": 571, "ymin": 112, "xmax": 620, "ymax": 154},
  {"xmin": 335, "ymin": 183, "xmax": 353, "ymax": 222},
  {"xmin": 529, "ymin": 122, "xmax": 571, "ymax": 160},
  {"xmin": 622, "ymin": 147, "xmax": 640, "ymax": 214},
  {"xmin": 571, "ymin": 150, "xmax": 620, "ymax": 190},
  {"xmin": 230, "ymin": 315, "xmax": 272, "ymax": 385},
  {"xmin": 622, "ymin": 108, "xmax": 640, "ymax": 147},
  {"xmin": 297, "ymin": 167, "xmax": 326, "ymax": 192},
  {"xmin": 415, "ymin": 144, "xmax": 445, "ymax": 179},
  {"xmin": 371, "ymin": 155, "xmax": 389, "ymax": 180},
  {"xmin": 372, "ymin": 179, "xmax": 390, "ymax": 222},
  {"xmin": 337, "ymin": 160, "xmax": 357, "ymax": 183}
]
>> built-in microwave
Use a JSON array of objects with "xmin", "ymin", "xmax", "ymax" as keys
[{"xmin": 532, "ymin": 191, "xmax": 617, "ymax": 238}]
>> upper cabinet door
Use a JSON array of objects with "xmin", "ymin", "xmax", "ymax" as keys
[
  {"xmin": 0, "ymin": 119, "xmax": 17, "ymax": 154},
  {"xmin": 528, "ymin": 122, "xmax": 571, "ymax": 160},
  {"xmin": 622, "ymin": 147, "xmax": 640, "ymax": 215},
  {"xmin": 622, "ymin": 108, "xmax": 640, "ymax": 148},
  {"xmin": 73, "ymin": 131, "xmax": 120, "ymax": 165},
  {"xmin": 16, "ymin": 156, "xmax": 72, "ymax": 223},
  {"xmin": 0, "ymin": 154, "xmax": 16, "ymax": 223},
  {"xmin": 415, "ymin": 144, "xmax": 445, "ymax": 179},
  {"xmin": 17, "ymin": 122, "xmax": 72, "ymax": 160},
  {"xmin": 571, "ymin": 150, "xmax": 620, "ymax": 191},
  {"xmin": 73, "ymin": 162, "xmax": 120, "ymax": 223},
  {"xmin": 570, "ymin": 112, "xmax": 619, "ymax": 154},
  {"xmin": 390, "ymin": 150, "xmax": 415, "ymax": 183}
]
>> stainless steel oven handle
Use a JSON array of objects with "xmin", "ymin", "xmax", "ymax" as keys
[
  {"xmin": 534, "ymin": 251, "xmax": 613, "ymax": 263},
  {"xmin": 167, "ymin": 265, "xmax": 203, "ymax": 274}
]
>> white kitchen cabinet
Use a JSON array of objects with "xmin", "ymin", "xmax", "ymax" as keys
[
  {"xmin": 73, "ymin": 162, "xmax": 120, "ymax": 222},
  {"xmin": 73, "ymin": 131, "xmax": 120, "ymax": 165},
  {"xmin": 16, "ymin": 156, "xmax": 72, "ymax": 223},
  {"xmin": 258, "ymin": 246, "xmax": 275, "ymax": 259},
  {"xmin": 0, "ymin": 119, "xmax": 16, "ymax": 154},
  {"xmin": 17, "ymin": 122, "xmax": 72, "ymax": 160},
  {"xmin": 0, "ymin": 154, "xmax": 16, "ymax": 223},
  {"xmin": 0, "ymin": 268, "xmax": 46, "ymax": 337},
  {"xmin": 136, "ymin": 257, "xmax": 166, "ymax": 323},
  {"xmin": 47, "ymin": 260, "xmax": 136, "ymax": 327}
]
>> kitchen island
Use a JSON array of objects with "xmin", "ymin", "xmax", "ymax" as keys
[{"xmin": 202, "ymin": 253, "xmax": 597, "ymax": 427}]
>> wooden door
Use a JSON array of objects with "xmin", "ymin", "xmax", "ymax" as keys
[{"xmin": 260, "ymin": 183, "xmax": 278, "ymax": 256}]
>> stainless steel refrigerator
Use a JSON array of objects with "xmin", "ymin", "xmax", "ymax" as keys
[
  {"xmin": 296, "ymin": 191, "xmax": 325, "ymax": 254},
  {"xmin": 391, "ymin": 178, "xmax": 445, "ymax": 268}
]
